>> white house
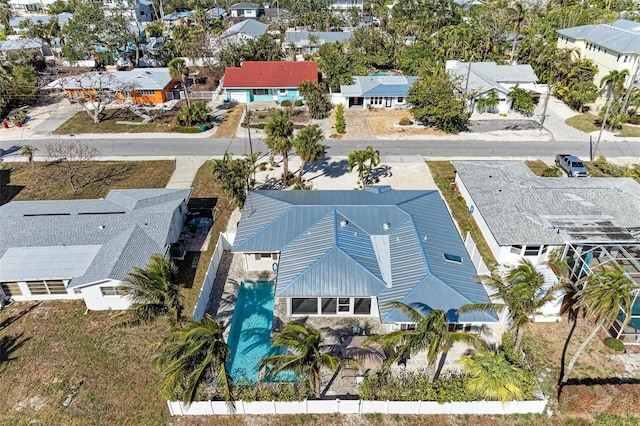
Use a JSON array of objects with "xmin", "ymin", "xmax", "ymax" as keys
[
  {"xmin": 445, "ymin": 61, "xmax": 546, "ymax": 114},
  {"xmin": 230, "ymin": 2, "xmax": 262, "ymax": 18},
  {"xmin": 333, "ymin": 75, "xmax": 418, "ymax": 109},
  {"xmin": 7, "ymin": 0, "xmax": 57, "ymax": 13},
  {"xmin": 330, "ymin": 0, "xmax": 364, "ymax": 12},
  {"xmin": 0, "ymin": 189, "xmax": 190, "ymax": 311},
  {"xmin": 557, "ymin": 19, "xmax": 640, "ymax": 92},
  {"xmin": 283, "ymin": 30, "xmax": 352, "ymax": 59},
  {"xmin": 218, "ymin": 19, "xmax": 269, "ymax": 47}
]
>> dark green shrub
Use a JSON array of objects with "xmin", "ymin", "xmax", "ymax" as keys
[
  {"xmin": 294, "ymin": 99, "xmax": 303, "ymax": 107},
  {"xmin": 280, "ymin": 100, "xmax": 292, "ymax": 107},
  {"xmin": 628, "ymin": 114, "xmax": 640, "ymax": 125},
  {"xmin": 593, "ymin": 156, "xmax": 631, "ymax": 177},
  {"xmin": 604, "ymin": 337, "xmax": 625, "ymax": 352},
  {"xmin": 175, "ymin": 101, "xmax": 211, "ymax": 126},
  {"xmin": 335, "ymin": 103, "xmax": 345, "ymax": 133},
  {"xmin": 429, "ymin": 375, "xmax": 476, "ymax": 403},
  {"xmin": 173, "ymin": 125, "xmax": 202, "ymax": 133},
  {"xmin": 234, "ymin": 382, "xmax": 312, "ymax": 401},
  {"xmin": 541, "ymin": 166, "xmax": 563, "ymax": 177}
]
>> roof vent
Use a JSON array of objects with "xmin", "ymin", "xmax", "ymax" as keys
[
  {"xmin": 423, "ymin": 235, "xmax": 428, "ymax": 241},
  {"xmin": 340, "ymin": 219, "xmax": 349, "ymax": 227},
  {"xmin": 383, "ymin": 222, "xmax": 390, "ymax": 230},
  {"xmin": 98, "ymin": 225, "xmax": 105, "ymax": 229}
]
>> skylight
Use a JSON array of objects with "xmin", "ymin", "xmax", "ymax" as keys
[{"xmin": 443, "ymin": 253, "xmax": 462, "ymax": 263}]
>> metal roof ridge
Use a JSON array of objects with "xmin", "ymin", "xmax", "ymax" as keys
[{"xmin": 334, "ymin": 245, "xmax": 389, "ymax": 292}]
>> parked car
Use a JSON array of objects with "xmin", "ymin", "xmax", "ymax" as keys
[{"xmin": 555, "ymin": 154, "xmax": 589, "ymax": 177}]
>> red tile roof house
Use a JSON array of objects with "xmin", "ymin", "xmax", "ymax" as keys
[{"xmin": 222, "ymin": 61, "xmax": 318, "ymax": 103}]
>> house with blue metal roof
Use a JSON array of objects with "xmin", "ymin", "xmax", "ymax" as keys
[
  {"xmin": 0, "ymin": 189, "xmax": 190, "ymax": 311},
  {"xmin": 334, "ymin": 76, "xmax": 418, "ymax": 109},
  {"xmin": 232, "ymin": 189, "xmax": 497, "ymax": 326},
  {"xmin": 283, "ymin": 31, "xmax": 352, "ymax": 59}
]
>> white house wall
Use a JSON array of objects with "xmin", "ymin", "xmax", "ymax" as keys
[
  {"xmin": 8, "ymin": 279, "xmax": 82, "ymax": 302},
  {"xmin": 81, "ymin": 280, "xmax": 132, "ymax": 311}
]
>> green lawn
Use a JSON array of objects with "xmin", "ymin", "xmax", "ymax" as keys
[
  {"xmin": 525, "ymin": 160, "xmax": 551, "ymax": 176},
  {"xmin": 426, "ymin": 161, "xmax": 497, "ymax": 268},
  {"xmin": 616, "ymin": 125, "xmax": 640, "ymax": 137},
  {"xmin": 566, "ymin": 113, "xmax": 600, "ymax": 133}
]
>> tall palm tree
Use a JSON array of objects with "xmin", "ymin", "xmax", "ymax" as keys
[
  {"xmin": 561, "ymin": 266, "xmax": 638, "ymax": 385},
  {"xmin": 363, "ymin": 145, "xmax": 381, "ymax": 182},
  {"xmin": 211, "ymin": 152, "xmax": 257, "ymax": 209},
  {"xmin": 264, "ymin": 109, "xmax": 294, "ymax": 186},
  {"xmin": 168, "ymin": 58, "xmax": 190, "ymax": 108},
  {"xmin": 121, "ymin": 254, "xmax": 183, "ymax": 326},
  {"xmin": 348, "ymin": 145, "xmax": 380, "ymax": 187},
  {"xmin": 293, "ymin": 125, "xmax": 325, "ymax": 181},
  {"xmin": 508, "ymin": 2, "xmax": 526, "ymax": 64},
  {"xmin": 260, "ymin": 322, "xmax": 355, "ymax": 398},
  {"xmin": 459, "ymin": 349, "xmax": 525, "ymax": 402},
  {"xmin": 153, "ymin": 314, "xmax": 234, "ymax": 405},
  {"xmin": 20, "ymin": 144, "xmax": 37, "ymax": 172},
  {"xmin": 458, "ymin": 258, "xmax": 561, "ymax": 351},
  {"xmin": 366, "ymin": 303, "xmax": 479, "ymax": 380}
]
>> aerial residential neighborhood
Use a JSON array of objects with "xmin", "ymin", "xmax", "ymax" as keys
[{"xmin": 1, "ymin": 0, "xmax": 640, "ymax": 424}]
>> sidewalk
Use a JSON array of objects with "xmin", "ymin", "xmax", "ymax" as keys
[{"xmin": 166, "ymin": 156, "xmax": 210, "ymax": 188}]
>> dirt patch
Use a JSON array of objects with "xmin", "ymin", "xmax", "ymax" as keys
[
  {"xmin": 214, "ymin": 103, "xmax": 244, "ymax": 138},
  {"xmin": 249, "ymin": 106, "xmax": 311, "ymax": 125},
  {"xmin": 189, "ymin": 66, "xmax": 224, "ymax": 91},
  {"xmin": 560, "ymin": 383, "xmax": 640, "ymax": 417},
  {"xmin": 368, "ymin": 109, "xmax": 448, "ymax": 137}
]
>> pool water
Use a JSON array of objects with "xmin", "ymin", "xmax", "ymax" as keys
[{"xmin": 226, "ymin": 281, "xmax": 296, "ymax": 383}]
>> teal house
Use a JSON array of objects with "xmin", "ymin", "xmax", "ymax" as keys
[{"xmin": 223, "ymin": 61, "xmax": 318, "ymax": 103}]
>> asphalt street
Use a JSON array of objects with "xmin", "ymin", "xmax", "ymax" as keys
[{"xmin": 2, "ymin": 136, "xmax": 639, "ymax": 160}]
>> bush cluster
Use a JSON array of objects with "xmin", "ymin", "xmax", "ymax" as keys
[
  {"xmin": 280, "ymin": 100, "xmax": 292, "ymax": 107},
  {"xmin": 593, "ymin": 156, "xmax": 632, "ymax": 177},
  {"xmin": 294, "ymin": 99, "xmax": 304, "ymax": 107},
  {"xmin": 398, "ymin": 117, "xmax": 413, "ymax": 126},
  {"xmin": 234, "ymin": 382, "xmax": 312, "ymax": 402},
  {"xmin": 541, "ymin": 166, "xmax": 563, "ymax": 177},
  {"xmin": 335, "ymin": 104, "xmax": 345, "ymax": 133},
  {"xmin": 359, "ymin": 371, "xmax": 476, "ymax": 403},
  {"xmin": 603, "ymin": 337, "xmax": 625, "ymax": 353}
]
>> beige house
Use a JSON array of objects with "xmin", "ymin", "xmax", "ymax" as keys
[{"xmin": 557, "ymin": 19, "xmax": 640, "ymax": 91}]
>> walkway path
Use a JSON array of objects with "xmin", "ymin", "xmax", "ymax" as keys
[{"xmin": 166, "ymin": 156, "xmax": 210, "ymax": 189}]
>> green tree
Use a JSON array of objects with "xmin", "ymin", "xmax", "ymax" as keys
[
  {"xmin": 176, "ymin": 101, "xmax": 210, "ymax": 127},
  {"xmin": 61, "ymin": 3, "xmax": 134, "ymax": 62},
  {"xmin": 408, "ymin": 71, "xmax": 469, "ymax": 134},
  {"xmin": 153, "ymin": 314, "xmax": 234, "ymax": 405},
  {"xmin": 366, "ymin": 304, "xmax": 478, "ymax": 380},
  {"xmin": 20, "ymin": 144, "xmax": 37, "ymax": 173},
  {"xmin": 317, "ymin": 42, "xmax": 353, "ymax": 93},
  {"xmin": 121, "ymin": 254, "xmax": 183, "ymax": 326},
  {"xmin": 508, "ymin": 86, "xmax": 535, "ymax": 116},
  {"xmin": 335, "ymin": 103, "xmax": 345, "ymax": 133},
  {"xmin": 599, "ymin": 69, "xmax": 630, "ymax": 131},
  {"xmin": 145, "ymin": 20, "xmax": 165, "ymax": 38},
  {"xmin": 264, "ymin": 109, "xmax": 294, "ymax": 186},
  {"xmin": 565, "ymin": 80, "xmax": 599, "ymax": 113},
  {"xmin": 293, "ymin": 125, "xmax": 325, "ymax": 181},
  {"xmin": 260, "ymin": 322, "xmax": 355, "ymax": 398},
  {"xmin": 348, "ymin": 145, "xmax": 380, "ymax": 187},
  {"xmin": 476, "ymin": 90, "xmax": 499, "ymax": 113},
  {"xmin": 459, "ymin": 258, "xmax": 560, "ymax": 351},
  {"xmin": 168, "ymin": 58, "xmax": 191, "ymax": 108},
  {"xmin": 507, "ymin": 2, "xmax": 526, "ymax": 64},
  {"xmin": 561, "ymin": 266, "xmax": 638, "ymax": 385},
  {"xmin": 391, "ymin": 0, "xmax": 461, "ymax": 36},
  {"xmin": 459, "ymin": 350, "xmax": 525, "ymax": 402},
  {"xmin": 211, "ymin": 152, "xmax": 258, "ymax": 209},
  {"xmin": 19, "ymin": 17, "xmax": 60, "ymax": 44},
  {"xmin": 298, "ymin": 81, "xmax": 332, "ymax": 119}
]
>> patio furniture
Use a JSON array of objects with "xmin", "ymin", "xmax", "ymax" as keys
[{"xmin": 340, "ymin": 336, "xmax": 386, "ymax": 375}]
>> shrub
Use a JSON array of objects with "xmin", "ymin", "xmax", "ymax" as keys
[
  {"xmin": 335, "ymin": 103, "xmax": 345, "ymax": 133},
  {"xmin": 294, "ymin": 99, "xmax": 303, "ymax": 107},
  {"xmin": 175, "ymin": 101, "xmax": 211, "ymax": 126},
  {"xmin": 173, "ymin": 125, "xmax": 202, "ymax": 133},
  {"xmin": 593, "ymin": 156, "xmax": 631, "ymax": 177},
  {"xmin": 541, "ymin": 166, "xmax": 563, "ymax": 177},
  {"xmin": 604, "ymin": 337, "xmax": 625, "ymax": 353},
  {"xmin": 280, "ymin": 100, "xmax": 292, "ymax": 107},
  {"xmin": 628, "ymin": 114, "xmax": 640, "ymax": 125},
  {"xmin": 399, "ymin": 117, "xmax": 413, "ymax": 126},
  {"xmin": 234, "ymin": 382, "xmax": 312, "ymax": 401}
]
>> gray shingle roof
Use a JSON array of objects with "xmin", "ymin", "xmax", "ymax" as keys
[
  {"xmin": 340, "ymin": 76, "xmax": 418, "ymax": 98},
  {"xmin": 221, "ymin": 19, "xmax": 269, "ymax": 39},
  {"xmin": 446, "ymin": 62, "xmax": 538, "ymax": 95},
  {"xmin": 0, "ymin": 38, "xmax": 43, "ymax": 52},
  {"xmin": 44, "ymin": 68, "xmax": 174, "ymax": 91},
  {"xmin": 233, "ymin": 190, "xmax": 496, "ymax": 324},
  {"xmin": 452, "ymin": 161, "xmax": 640, "ymax": 246},
  {"xmin": 284, "ymin": 31, "xmax": 352, "ymax": 44},
  {"xmin": 0, "ymin": 189, "xmax": 190, "ymax": 288},
  {"xmin": 557, "ymin": 19, "xmax": 640, "ymax": 54},
  {"xmin": 231, "ymin": 2, "xmax": 261, "ymax": 9}
]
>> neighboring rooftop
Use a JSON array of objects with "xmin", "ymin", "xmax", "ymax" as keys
[
  {"xmin": 220, "ymin": 19, "xmax": 269, "ymax": 39},
  {"xmin": 0, "ymin": 189, "xmax": 191, "ymax": 287},
  {"xmin": 453, "ymin": 161, "xmax": 640, "ymax": 246},
  {"xmin": 284, "ymin": 30, "xmax": 352, "ymax": 45},
  {"xmin": 232, "ymin": 190, "xmax": 496, "ymax": 324},
  {"xmin": 230, "ymin": 2, "xmax": 261, "ymax": 9},
  {"xmin": 340, "ymin": 75, "xmax": 418, "ymax": 98},
  {"xmin": 44, "ymin": 68, "xmax": 174, "ymax": 91},
  {"xmin": 557, "ymin": 19, "xmax": 640, "ymax": 54},
  {"xmin": 0, "ymin": 38, "xmax": 43, "ymax": 53},
  {"xmin": 223, "ymin": 61, "xmax": 318, "ymax": 88},
  {"xmin": 446, "ymin": 61, "xmax": 539, "ymax": 94}
]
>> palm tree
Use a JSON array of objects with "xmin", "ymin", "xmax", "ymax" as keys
[
  {"xmin": 260, "ymin": 322, "xmax": 355, "ymax": 398},
  {"xmin": 20, "ymin": 144, "xmax": 37, "ymax": 172},
  {"xmin": 459, "ymin": 349, "xmax": 525, "ymax": 402},
  {"xmin": 168, "ymin": 58, "xmax": 190, "ymax": 108},
  {"xmin": 366, "ymin": 303, "xmax": 479, "ymax": 380},
  {"xmin": 458, "ymin": 259, "xmax": 561, "ymax": 351},
  {"xmin": 508, "ymin": 2, "xmax": 526, "ymax": 64},
  {"xmin": 348, "ymin": 145, "xmax": 380, "ymax": 187},
  {"xmin": 153, "ymin": 314, "xmax": 234, "ymax": 405},
  {"xmin": 560, "ymin": 266, "xmax": 638, "ymax": 385},
  {"xmin": 264, "ymin": 109, "xmax": 294, "ymax": 186},
  {"xmin": 293, "ymin": 125, "xmax": 325, "ymax": 181},
  {"xmin": 121, "ymin": 254, "xmax": 183, "ymax": 326},
  {"xmin": 363, "ymin": 145, "xmax": 381, "ymax": 182},
  {"xmin": 211, "ymin": 152, "xmax": 257, "ymax": 209}
]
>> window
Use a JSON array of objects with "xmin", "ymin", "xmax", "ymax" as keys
[
  {"xmin": 136, "ymin": 89, "xmax": 155, "ymax": 95},
  {"xmin": 74, "ymin": 288, "xmax": 82, "ymax": 294},
  {"xmin": 254, "ymin": 253, "xmax": 271, "ymax": 260},
  {"xmin": 510, "ymin": 245, "xmax": 523, "ymax": 255},
  {"xmin": 292, "ymin": 298, "xmax": 318, "ymax": 315},
  {"xmin": 338, "ymin": 298, "xmax": 350, "ymax": 313},
  {"xmin": 279, "ymin": 89, "xmax": 287, "ymax": 95},
  {"xmin": 354, "ymin": 298, "xmax": 371, "ymax": 315},
  {"xmin": 400, "ymin": 323, "xmax": 416, "ymax": 331},
  {"xmin": 27, "ymin": 281, "xmax": 49, "ymax": 295},
  {"xmin": 443, "ymin": 253, "xmax": 462, "ymax": 263},
  {"xmin": 47, "ymin": 281, "xmax": 67, "ymax": 295},
  {"xmin": 272, "ymin": 253, "xmax": 278, "ymax": 260},
  {"xmin": 397, "ymin": 97, "xmax": 404, "ymax": 103},
  {"xmin": 100, "ymin": 286, "xmax": 126, "ymax": 296},
  {"xmin": 370, "ymin": 97, "xmax": 383, "ymax": 105},
  {"xmin": 524, "ymin": 245, "xmax": 540, "ymax": 256},
  {"xmin": 321, "ymin": 298, "xmax": 337, "ymax": 314},
  {"xmin": 252, "ymin": 89, "xmax": 269, "ymax": 95},
  {"xmin": 1, "ymin": 282, "xmax": 21, "ymax": 296}
]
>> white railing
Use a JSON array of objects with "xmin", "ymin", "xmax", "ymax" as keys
[
  {"xmin": 192, "ymin": 232, "xmax": 235, "ymax": 320},
  {"xmin": 464, "ymin": 232, "xmax": 490, "ymax": 275},
  {"xmin": 167, "ymin": 398, "xmax": 547, "ymax": 416}
]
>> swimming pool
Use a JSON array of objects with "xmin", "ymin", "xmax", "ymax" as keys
[{"xmin": 226, "ymin": 281, "xmax": 296, "ymax": 383}]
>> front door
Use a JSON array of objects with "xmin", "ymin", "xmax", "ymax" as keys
[{"xmin": 385, "ymin": 97, "xmax": 392, "ymax": 107}]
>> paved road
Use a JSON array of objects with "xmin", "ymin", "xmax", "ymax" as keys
[{"xmin": 2, "ymin": 136, "xmax": 639, "ymax": 160}]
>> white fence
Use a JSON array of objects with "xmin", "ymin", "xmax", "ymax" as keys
[
  {"xmin": 61, "ymin": 60, "xmax": 96, "ymax": 67},
  {"xmin": 464, "ymin": 232, "xmax": 490, "ymax": 275},
  {"xmin": 167, "ymin": 398, "xmax": 547, "ymax": 416},
  {"xmin": 192, "ymin": 232, "xmax": 235, "ymax": 320}
]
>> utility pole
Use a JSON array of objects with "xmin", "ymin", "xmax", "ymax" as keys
[
  {"xmin": 539, "ymin": 83, "xmax": 552, "ymax": 131},
  {"xmin": 245, "ymin": 105, "xmax": 253, "ymax": 156}
]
